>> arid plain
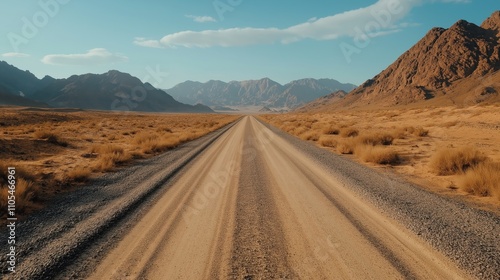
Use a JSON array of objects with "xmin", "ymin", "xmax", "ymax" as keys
[
  {"xmin": 261, "ymin": 105, "xmax": 500, "ymax": 209},
  {"xmin": 0, "ymin": 107, "xmax": 239, "ymax": 217}
]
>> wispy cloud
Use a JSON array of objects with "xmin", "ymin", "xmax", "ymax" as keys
[
  {"xmin": 136, "ymin": 0, "xmax": 466, "ymax": 49},
  {"xmin": 185, "ymin": 15, "xmax": 217, "ymax": 23},
  {"xmin": 2, "ymin": 52, "xmax": 30, "ymax": 58},
  {"xmin": 137, "ymin": 0, "xmax": 419, "ymax": 48},
  {"xmin": 41, "ymin": 48, "xmax": 128, "ymax": 66}
]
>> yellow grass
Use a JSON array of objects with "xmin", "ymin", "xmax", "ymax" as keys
[
  {"xmin": 355, "ymin": 145, "xmax": 400, "ymax": 165},
  {"xmin": 259, "ymin": 105, "xmax": 500, "ymax": 205},
  {"xmin": 460, "ymin": 162, "xmax": 500, "ymax": 200},
  {"xmin": 0, "ymin": 109, "xmax": 239, "ymax": 218},
  {"xmin": 430, "ymin": 147, "xmax": 488, "ymax": 175},
  {"xmin": 340, "ymin": 127, "xmax": 359, "ymax": 138}
]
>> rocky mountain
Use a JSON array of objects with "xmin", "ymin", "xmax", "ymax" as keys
[
  {"xmin": 295, "ymin": 90, "xmax": 347, "ymax": 112},
  {"xmin": 0, "ymin": 61, "xmax": 54, "ymax": 97},
  {"xmin": 31, "ymin": 70, "xmax": 213, "ymax": 112},
  {"xmin": 0, "ymin": 84, "xmax": 49, "ymax": 107},
  {"xmin": 167, "ymin": 78, "xmax": 356, "ymax": 109},
  {"xmin": 0, "ymin": 62, "xmax": 212, "ymax": 112},
  {"xmin": 304, "ymin": 11, "xmax": 500, "ymax": 111}
]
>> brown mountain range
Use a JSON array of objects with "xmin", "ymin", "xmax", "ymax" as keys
[{"xmin": 299, "ymin": 11, "xmax": 500, "ymax": 112}]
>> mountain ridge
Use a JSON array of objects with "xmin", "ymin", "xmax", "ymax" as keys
[
  {"xmin": 300, "ymin": 10, "xmax": 500, "ymax": 111},
  {"xmin": 166, "ymin": 78, "xmax": 356, "ymax": 109},
  {"xmin": 0, "ymin": 62, "xmax": 213, "ymax": 113}
]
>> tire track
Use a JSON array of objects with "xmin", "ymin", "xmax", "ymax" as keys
[{"xmin": 229, "ymin": 122, "xmax": 294, "ymax": 279}]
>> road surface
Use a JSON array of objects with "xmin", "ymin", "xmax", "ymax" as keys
[{"xmin": 89, "ymin": 116, "xmax": 469, "ymax": 279}]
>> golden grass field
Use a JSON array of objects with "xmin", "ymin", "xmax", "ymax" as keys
[
  {"xmin": 260, "ymin": 105, "xmax": 500, "ymax": 208},
  {"xmin": 0, "ymin": 108, "xmax": 239, "ymax": 217}
]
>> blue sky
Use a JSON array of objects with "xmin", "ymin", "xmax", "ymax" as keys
[{"xmin": 0, "ymin": 0, "xmax": 498, "ymax": 88}]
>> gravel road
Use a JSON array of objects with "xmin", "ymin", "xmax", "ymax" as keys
[{"xmin": 1, "ymin": 116, "xmax": 499, "ymax": 279}]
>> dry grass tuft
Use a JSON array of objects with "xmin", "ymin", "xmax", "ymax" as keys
[
  {"xmin": 33, "ymin": 130, "xmax": 69, "ymax": 147},
  {"xmin": 65, "ymin": 167, "xmax": 92, "ymax": 182},
  {"xmin": 336, "ymin": 140, "xmax": 355, "ymax": 154},
  {"xmin": 318, "ymin": 136, "xmax": 337, "ymax": 148},
  {"xmin": 340, "ymin": 128, "xmax": 359, "ymax": 138},
  {"xmin": 355, "ymin": 145, "xmax": 400, "ymax": 165},
  {"xmin": 460, "ymin": 162, "xmax": 500, "ymax": 199},
  {"xmin": 430, "ymin": 147, "xmax": 488, "ymax": 175},
  {"xmin": 323, "ymin": 126, "xmax": 340, "ymax": 135},
  {"xmin": 300, "ymin": 131, "xmax": 320, "ymax": 141},
  {"xmin": 406, "ymin": 126, "xmax": 429, "ymax": 137},
  {"xmin": 90, "ymin": 144, "xmax": 132, "ymax": 172},
  {"xmin": 358, "ymin": 133, "xmax": 394, "ymax": 146},
  {"xmin": 0, "ymin": 178, "xmax": 39, "ymax": 215}
]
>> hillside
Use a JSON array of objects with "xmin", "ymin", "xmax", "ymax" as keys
[
  {"xmin": 0, "ymin": 62, "xmax": 212, "ymax": 113},
  {"xmin": 302, "ymin": 11, "xmax": 500, "ymax": 111},
  {"xmin": 167, "ymin": 78, "xmax": 356, "ymax": 109}
]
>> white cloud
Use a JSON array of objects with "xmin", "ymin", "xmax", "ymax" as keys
[
  {"xmin": 185, "ymin": 15, "xmax": 217, "ymax": 23},
  {"xmin": 138, "ymin": 0, "xmax": 421, "ymax": 48},
  {"xmin": 41, "ymin": 48, "xmax": 128, "ymax": 65},
  {"xmin": 2, "ymin": 52, "xmax": 30, "ymax": 58},
  {"xmin": 134, "ymin": 37, "xmax": 162, "ymax": 48}
]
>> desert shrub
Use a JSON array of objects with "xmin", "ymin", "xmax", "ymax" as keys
[
  {"xmin": 460, "ymin": 162, "xmax": 500, "ymax": 199},
  {"xmin": 406, "ymin": 126, "xmax": 429, "ymax": 137},
  {"xmin": 318, "ymin": 136, "xmax": 337, "ymax": 148},
  {"xmin": 0, "ymin": 179, "xmax": 39, "ymax": 215},
  {"xmin": 323, "ymin": 126, "xmax": 340, "ymax": 135},
  {"xmin": 358, "ymin": 133, "xmax": 394, "ymax": 146},
  {"xmin": 340, "ymin": 128, "xmax": 359, "ymax": 138},
  {"xmin": 336, "ymin": 140, "xmax": 355, "ymax": 154},
  {"xmin": 141, "ymin": 136, "xmax": 179, "ymax": 154},
  {"xmin": 90, "ymin": 144, "xmax": 131, "ymax": 171},
  {"xmin": 300, "ymin": 131, "xmax": 320, "ymax": 141},
  {"xmin": 430, "ymin": 147, "xmax": 488, "ymax": 175},
  {"xmin": 65, "ymin": 166, "xmax": 92, "ymax": 182},
  {"xmin": 355, "ymin": 145, "xmax": 400, "ymax": 165},
  {"xmin": 33, "ymin": 130, "xmax": 68, "ymax": 147}
]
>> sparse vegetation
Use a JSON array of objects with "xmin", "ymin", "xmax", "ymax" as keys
[
  {"xmin": 340, "ymin": 128, "xmax": 359, "ymax": 138},
  {"xmin": 259, "ymin": 105, "xmax": 500, "ymax": 204},
  {"xmin": 33, "ymin": 130, "xmax": 69, "ymax": 147},
  {"xmin": 460, "ymin": 162, "xmax": 500, "ymax": 200},
  {"xmin": 65, "ymin": 166, "xmax": 92, "ymax": 182},
  {"xmin": 355, "ymin": 145, "xmax": 400, "ymax": 165},
  {"xmin": 0, "ymin": 109, "xmax": 239, "ymax": 218},
  {"xmin": 430, "ymin": 147, "xmax": 488, "ymax": 175}
]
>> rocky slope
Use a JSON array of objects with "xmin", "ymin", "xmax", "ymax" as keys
[
  {"xmin": 304, "ymin": 11, "xmax": 500, "ymax": 111},
  {"xmin": 31, "ymin": 71, "xmax": 213, "ymax": 112},
  {"xmin": 167, "ymin": 78, "xmax": 356, "ymax": 109},
  {"xmin": 0, "ymin": 61, "xmax": 212, "ymax": 112}
]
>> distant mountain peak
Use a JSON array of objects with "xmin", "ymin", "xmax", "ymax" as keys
[
  {"xmin": 481, "ymin": 10, "xmax": 500, "ymax": 35},
  {"xmin": 167, "ymin": 78, "xmax": 356, "ymax": 108}
]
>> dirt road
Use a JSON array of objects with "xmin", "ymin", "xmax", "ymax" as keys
[
  {"xmin": 4, "ymin": 116, "xmax": 499, "ymax": 279},
  {"xmin": 89, "ymin": 116, "xmax": 469, "ymax": 279}
]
